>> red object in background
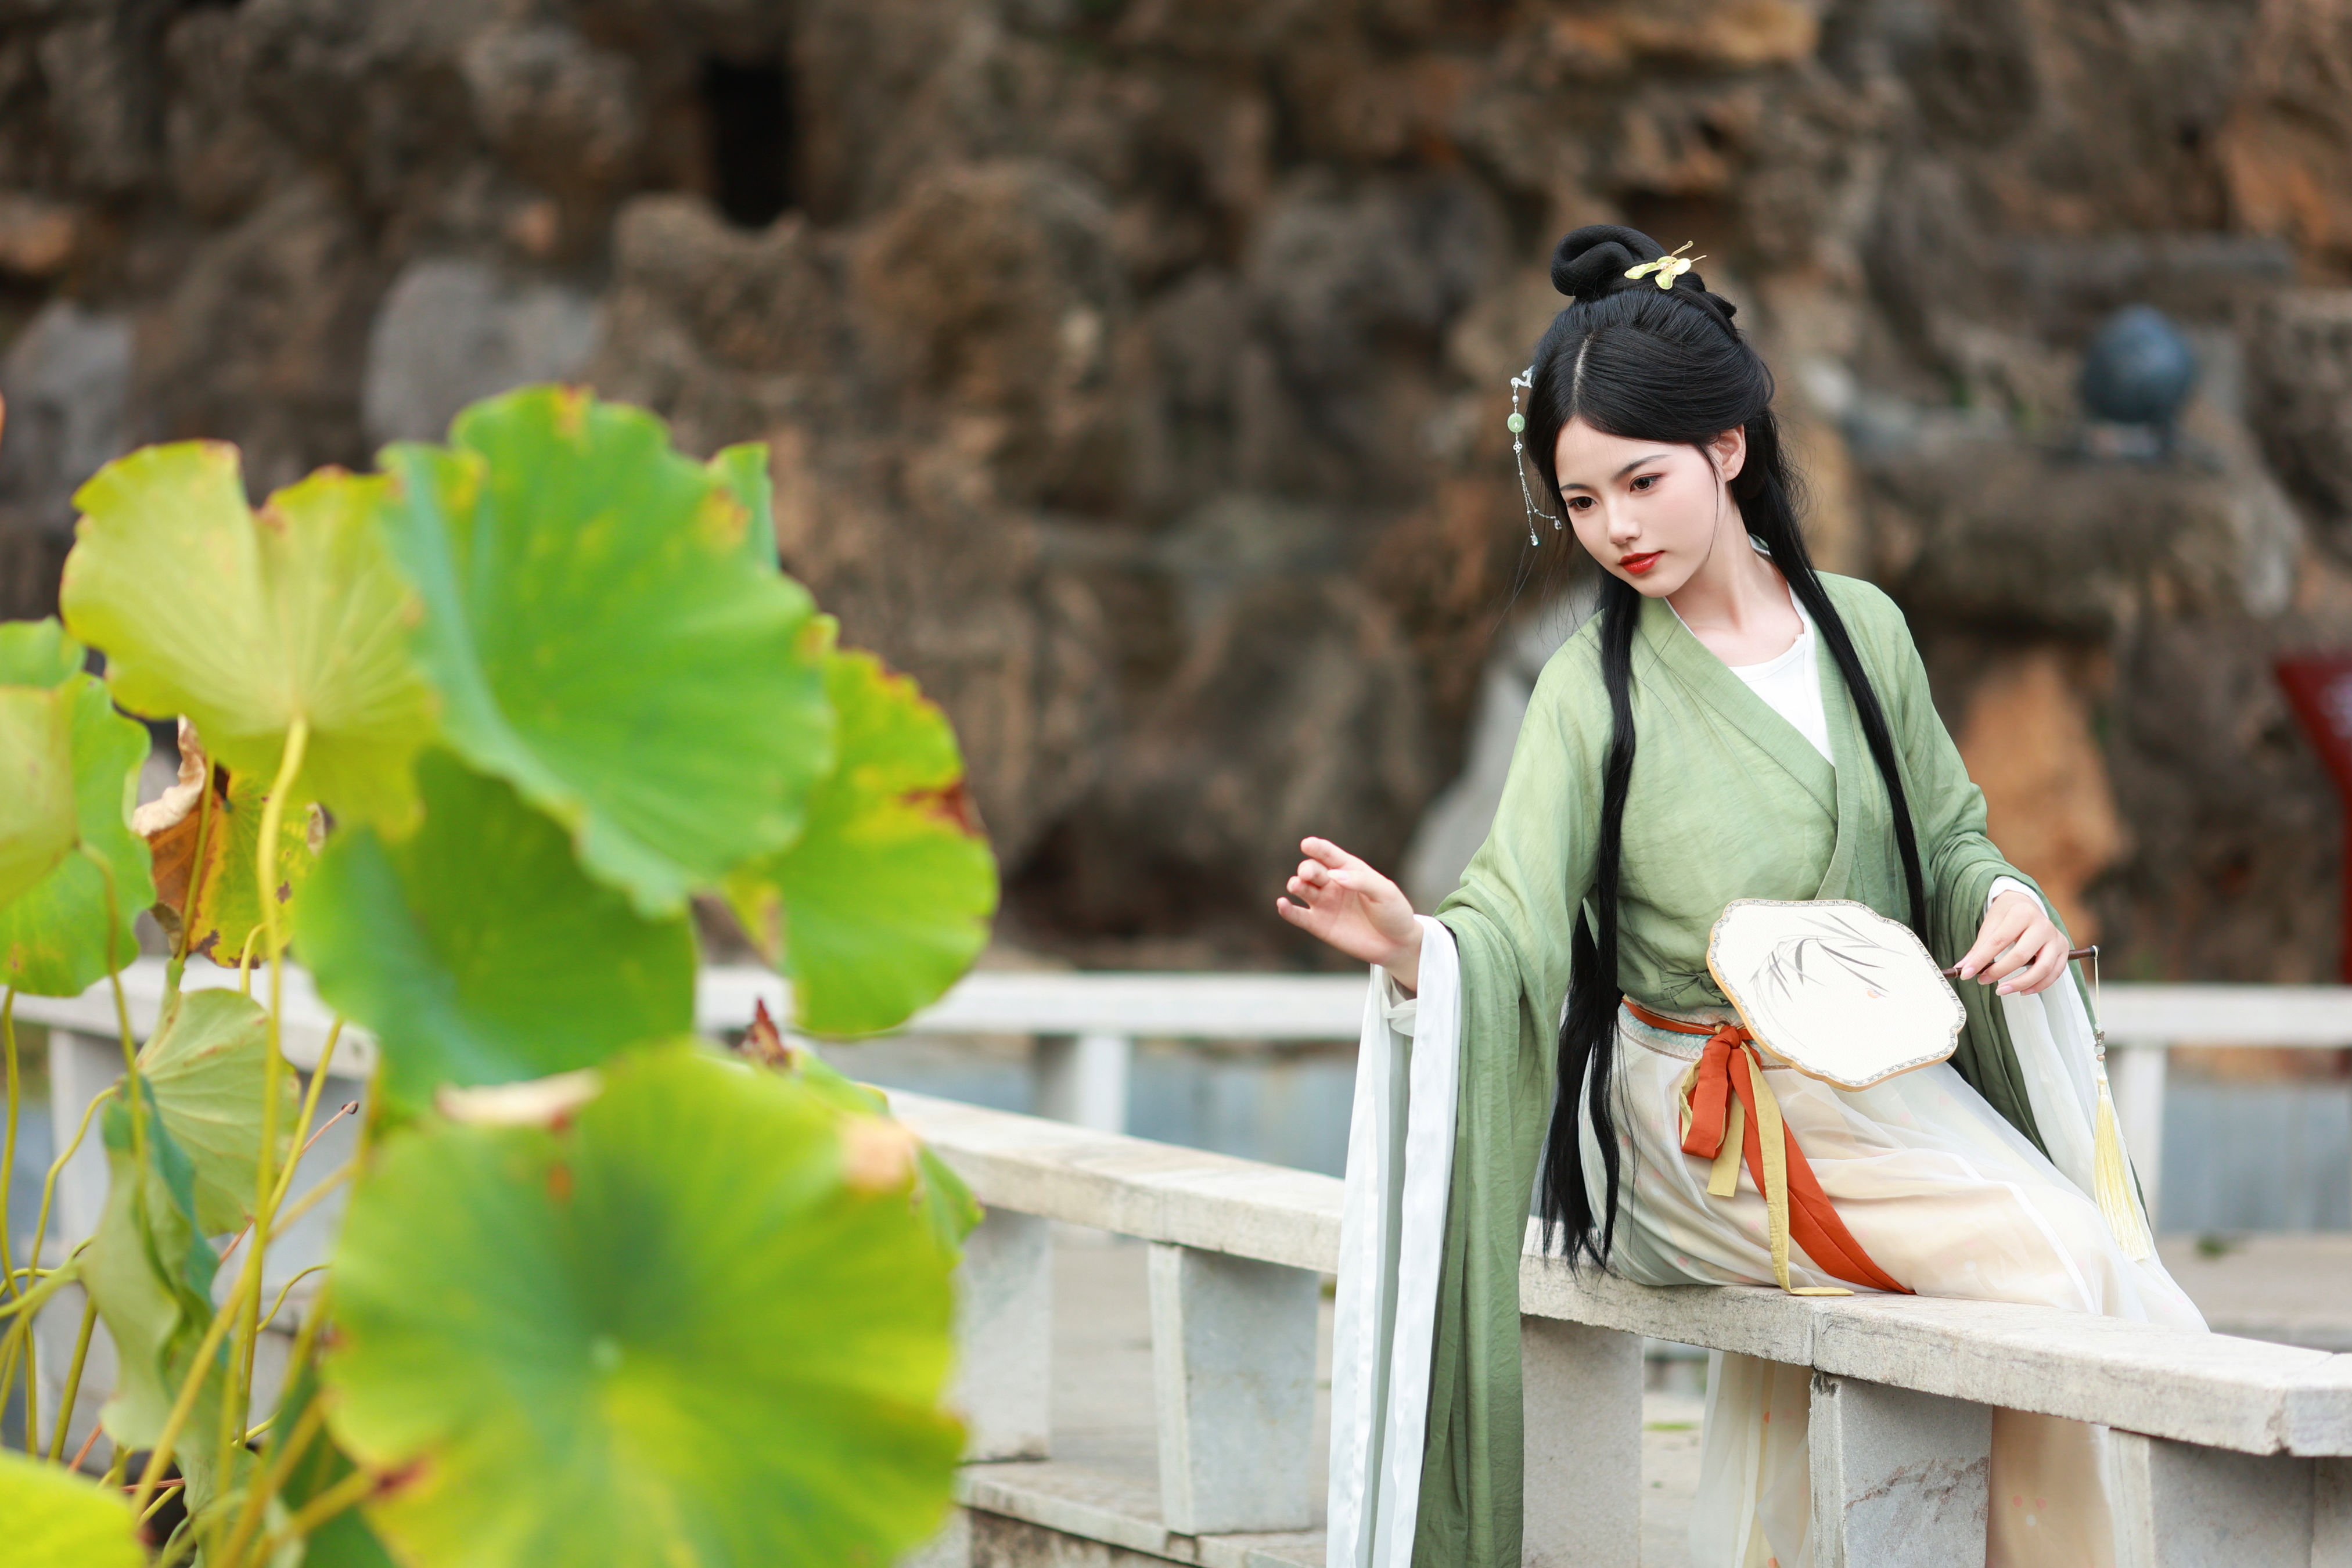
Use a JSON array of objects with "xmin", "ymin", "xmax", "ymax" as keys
[{"xmin": 2278, "ymin": 654, "xmax": 2352, "ymax": 983}]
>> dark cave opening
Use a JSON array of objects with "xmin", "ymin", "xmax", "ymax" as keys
[{"xmin": 700, "ymin": 57, "xmax": 797, "ymax": 229}]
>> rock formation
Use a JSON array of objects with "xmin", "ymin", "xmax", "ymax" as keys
[{"xmin": 0, "ymin": 0, "xmax": 2346, "ymax": 978}]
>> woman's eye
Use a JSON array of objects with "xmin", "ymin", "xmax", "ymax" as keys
[
  {"xmin": 1631, "ymin": 474, "xmax": 1659, "ymax": 491},
  {"xmin": 1565, "ymin": 495, "xmax": 1591, "ymax": 510}
]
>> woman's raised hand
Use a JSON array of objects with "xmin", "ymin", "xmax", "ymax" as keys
[
  {"xmin": 1275, "ymin": 836, "xmax": 1425, "ymax": 992},
  {"xmin": 1955, "ymin": 889, "xmax": 2070, "ymax": 996}
]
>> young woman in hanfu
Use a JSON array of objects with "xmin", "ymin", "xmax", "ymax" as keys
[{"xmin": 1279, "ymin": 226, "xmax": 2206, "ymax": 1568}]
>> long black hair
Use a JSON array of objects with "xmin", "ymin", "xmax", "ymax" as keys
[{"xmin": 1523, "ymin": 225, "xmax": 1929, "ymax": 1267}]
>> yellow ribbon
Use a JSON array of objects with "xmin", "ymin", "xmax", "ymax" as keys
[{"xmin": 1677, "ymin": 1044, "xmax": 1851, "ymax": 1297}]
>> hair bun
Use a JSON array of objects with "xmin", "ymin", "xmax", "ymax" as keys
[
  {"xmin": 1549, "ymin": 223, "xmax": 1734, "ymax": 321},
  {"xmin": 1552, "ymin": 224, "xmax": 1659, "ymax": 300}
]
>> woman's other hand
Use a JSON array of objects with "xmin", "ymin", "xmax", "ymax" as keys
[
  {"xmin": 1956, "ymin": 890, "xmax": 2069, "ymax": 996},
  {"xmin": 1275, "ymin": 836, "xmax": 1425, "ymax": 992}
]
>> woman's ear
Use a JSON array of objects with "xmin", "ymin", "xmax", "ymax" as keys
[{"xmin": 1710, "ymin": 425, "xmax": 1747, "ymax": 483}]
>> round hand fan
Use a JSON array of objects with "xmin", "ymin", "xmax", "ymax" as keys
[{"xmin": 1704, "ymin": 898, "xmax": 1966, "ymax": 1090}]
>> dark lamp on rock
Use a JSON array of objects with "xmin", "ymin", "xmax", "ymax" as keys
[{"xmin": 2079, "ymin": 305, "xmax": 2199, "ymax": 433}]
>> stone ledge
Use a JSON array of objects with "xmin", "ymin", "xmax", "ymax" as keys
[
  {"xmin": 951, "ymin": 1461, "xmax": 1324, "ymax": 1567},
  {"xmin": 906, "ymin": 1092, "xmax": 2352, "ymax": 1456}
]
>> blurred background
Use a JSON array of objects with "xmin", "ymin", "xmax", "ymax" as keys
[{"xmin": 0, "ymin": 0, "xmax": 2347, "ymax": 1214}]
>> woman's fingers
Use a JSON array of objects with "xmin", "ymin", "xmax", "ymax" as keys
[
  {"xmin": 1300, "ymin": 836, "xmax": 1354, "ymax": 871},
  {"xmin": 1999, "ymin": 933, "xmax": 2070, "ymax": 996},
  {"xmin": 1958, "ymin": 893, "xmax": 2035, "ymax": 980}
]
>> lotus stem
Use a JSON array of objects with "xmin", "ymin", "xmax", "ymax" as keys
[
  {"xmin": 215, "ymin": 1392, "xmax": 328, "ymax": 1568},
  {"xmin": 226, "ymin": 715, "xmax": 308, "ymax": 1487},
  {"xmin": 46, "ymin": 1294, "xmax": 96, "ymax": 1462},
  {"xmin": 1, "ymin": 990, "xmax": 17, "ymax": 1305}
]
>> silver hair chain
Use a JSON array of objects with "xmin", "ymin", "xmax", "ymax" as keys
[{"xmin": 1508, "ymin": 366, "xmax": 1562, "ymax": 547}]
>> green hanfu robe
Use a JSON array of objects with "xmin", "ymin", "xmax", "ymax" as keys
[{"xmin": 1374, "ymin": 574, "xmax": 2081, "ymax": 1567}]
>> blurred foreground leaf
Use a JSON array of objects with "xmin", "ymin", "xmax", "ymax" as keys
[
  {"xmin": 325, "ymin": 1048, "xmax": 961, "ymax": 1568},
  {"xmin": 297, "ymin": 752, "xmax": 696, "ymax": 1109},
  {"xmin": 726, "ymin": 632, "xmax": 997, "ymax": 1035},
  {"xmin": 0, "ymin": 1449, "xmax": 145, "ymax": 1568},
  {"xmin": 60, "ymin": 449, "xmax": 437, "ymax": 829},
  {"xmin": 741, "ymin": 999, "xmax": 981, "ymax": 1252},
  {"xmin": 0, "ymin": 621, "xmax": 154, "ymax": 995},
  {"xmin": 378, "ymin": 387, "xmax": 831, "ymax": 917}
]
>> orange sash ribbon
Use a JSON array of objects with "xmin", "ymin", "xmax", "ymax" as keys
[{"xmin": 1627, "ymin": 999, "xmax": 1909, "ymax": 1296}]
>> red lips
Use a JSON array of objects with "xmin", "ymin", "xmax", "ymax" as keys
[{"xmin": 1619, "ymin": 551, "xmax": 1661, "ymax": 576}]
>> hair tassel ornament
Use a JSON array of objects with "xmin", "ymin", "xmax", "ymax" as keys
[
  {"xmin": 1509, "ymin": 366, "xmax": 1561, "ymax": 547},
  {"xmin": 1625, "ymin": 240, "xmax": 1705, "ymax": 290}
]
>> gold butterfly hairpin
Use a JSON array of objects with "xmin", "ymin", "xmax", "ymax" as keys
[{"xmin": 1625, "ymin": 241, "xmax": 1704, "ymax": 290}]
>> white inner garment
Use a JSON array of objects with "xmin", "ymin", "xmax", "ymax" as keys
[{"xmin": 1727, "ymin": 605, "xmax": 1831, "ymax": 763}]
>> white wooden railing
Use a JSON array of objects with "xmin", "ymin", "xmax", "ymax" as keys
[{"xmin": 13, "ymin": 962, "xmax": 2352, "ymax": 1567}]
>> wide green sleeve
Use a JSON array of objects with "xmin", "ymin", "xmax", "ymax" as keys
[
  {"xmin": 1414, "ymin": 632, "xmax": 1607, "ymax": 1568},
  {"xmin": 1834, "ymin": 577, "xmax": 2060, "ymax": 1155}
]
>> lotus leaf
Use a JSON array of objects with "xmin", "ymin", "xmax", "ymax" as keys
[
  {"xmin": 78, "ymin": 1088, "xmax": 226, "ymax": 1505},
  {"xmin": 709, "ymin": 441, "xmax": 778, "ymax": 571},
  {"xmin": 0, "ymin": 683, "xmax": 74, "ymax": 912},
  {"xmin": 296, "ymin": 752, "xmax": 697, "ymax": 1108},
  {"xmin": 0, "ymin": 673, "xmax": 154, "ymax": 996},
  {"xmin": 325, "ymin": 1048, "xmax": 961, "ymax": 1568},
  {"xmin": 741, "ymin": 999, "xmax": 980, "ymax": 1251},
  {"xmin": 376, "ymin": 387, "xmax": 830, "ymax": 916},
  {"xmin": 138, "ymin": 987, "xmax": 299, "ymax": 1234},
  {"xmin": 59, "ymin": 447, "xmax": 437, "ymax": 829},
  {"xmin": 0, "ymin": 616, "xmax": 85, "ymax": 686},
  {"xmin": 0, "ymin": 1449, "xmax": 146, "ymax": 1568},
  {"xmin": 727, "ymin": 630, "xmax": 997, "ymax": 1035}
]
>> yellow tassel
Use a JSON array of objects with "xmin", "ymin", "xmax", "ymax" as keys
[{"xmin": 2093, "ymin": 1061, "xmax": 2152, "ymax": 1261}]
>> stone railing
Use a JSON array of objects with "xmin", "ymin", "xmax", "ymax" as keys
[
  {"xmin": 15, "ymin": 962, "xmax": 2352, "ymax": 1567},
  {"xmin": 897, "ymin": 1089, "xmax": 2352, "ymax": 1568}
]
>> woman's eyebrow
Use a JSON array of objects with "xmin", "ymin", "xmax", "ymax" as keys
[{"xmin": 1560, "ymin": 452, "xmax": 1674, "ymax": 492}]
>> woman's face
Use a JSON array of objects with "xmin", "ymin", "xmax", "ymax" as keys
[{"xmin": 1550, "ymin": 417, "xmax": 1747, "ymax": 598}]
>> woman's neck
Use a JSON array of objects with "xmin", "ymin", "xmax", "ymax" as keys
[{"xmin": 1666, "ymin": 515, "xmax": 1805, "ymax": 666}]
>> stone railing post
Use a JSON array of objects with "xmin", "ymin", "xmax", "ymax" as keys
[
  {"xmin": 950, "ymin": 1209, "xmax": 1053, "ymax": 1462},
  {"xmin": 1808, "ymin": 1373, "xmax": 1991, "ymax": 1568},
  {"xmin": 1032, "ymin": 1033, "xmax": 1132, "ymax": 1135},
  {"xmin": 1519, "ymin": 1316, "xmax": 1642, "ymax": 1567},
  {"xmin": 2111, "ymin": 1432, "xmax": 2315, "ymax": 1568},
  {"xmin": 1146, "ymin": 1242, "xmax": 1317, "ymax": 1535}
]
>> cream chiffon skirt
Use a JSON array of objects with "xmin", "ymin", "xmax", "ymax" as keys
[{"xmin": 1589, "ymin": 1001, "xmax": 2207, "ymax": 1568}]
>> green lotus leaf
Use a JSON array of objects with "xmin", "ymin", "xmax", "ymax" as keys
[
  {"xmin": 324, "ymin": 1046, "xmax": 961, "ymax": 1567},
  {"xmin": 709, "ymin": 441, "xmax": 778, "ymax": 571},
  {"xmin": 59, "ymin": 445, "xmax": 438, "ymax": 830},
  {"xmin": 376, "ymin": 387, "xmax": 832, "ymax": 917},
  {"xmin": 0, "ymin": 674, "xmax": 154, "ymax": 996},
  {"xmin": 0, "ymin": 616, "xmax": 85, "ymax": 686},
  {"xmin": 78, "ymin": 1087, "xmax": 226, "ymax": 1506},
  {"xmin": 136, "ymin": 987, "xmax": 299, "ymax": 1234},
  {"xmin": 296, "ymin": 751, "xmax": 696, "ymax": 1109},
  {"xmin": 726, "ymin": 631, "xmax": 997, "ymax": 1035},
  {"xmin": 0, "ymin": 1449, "xmax": 145, "ymax": 1568},
  {"xmin": 0, "ymin": 683, "xmax": 75, "ymax": 912},
  {"xmin": 742, "ymin": 1001, "xmax": 981, "ymax": 1252}
]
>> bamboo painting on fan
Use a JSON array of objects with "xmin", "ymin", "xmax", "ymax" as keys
[
  {"xmin": 0, "ymin": 385, "xmax": 998, "ymax": 1567},
  {"xmin": 1275, "ymin": 226, "xmax": 2206, "ymax": 1568}
]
